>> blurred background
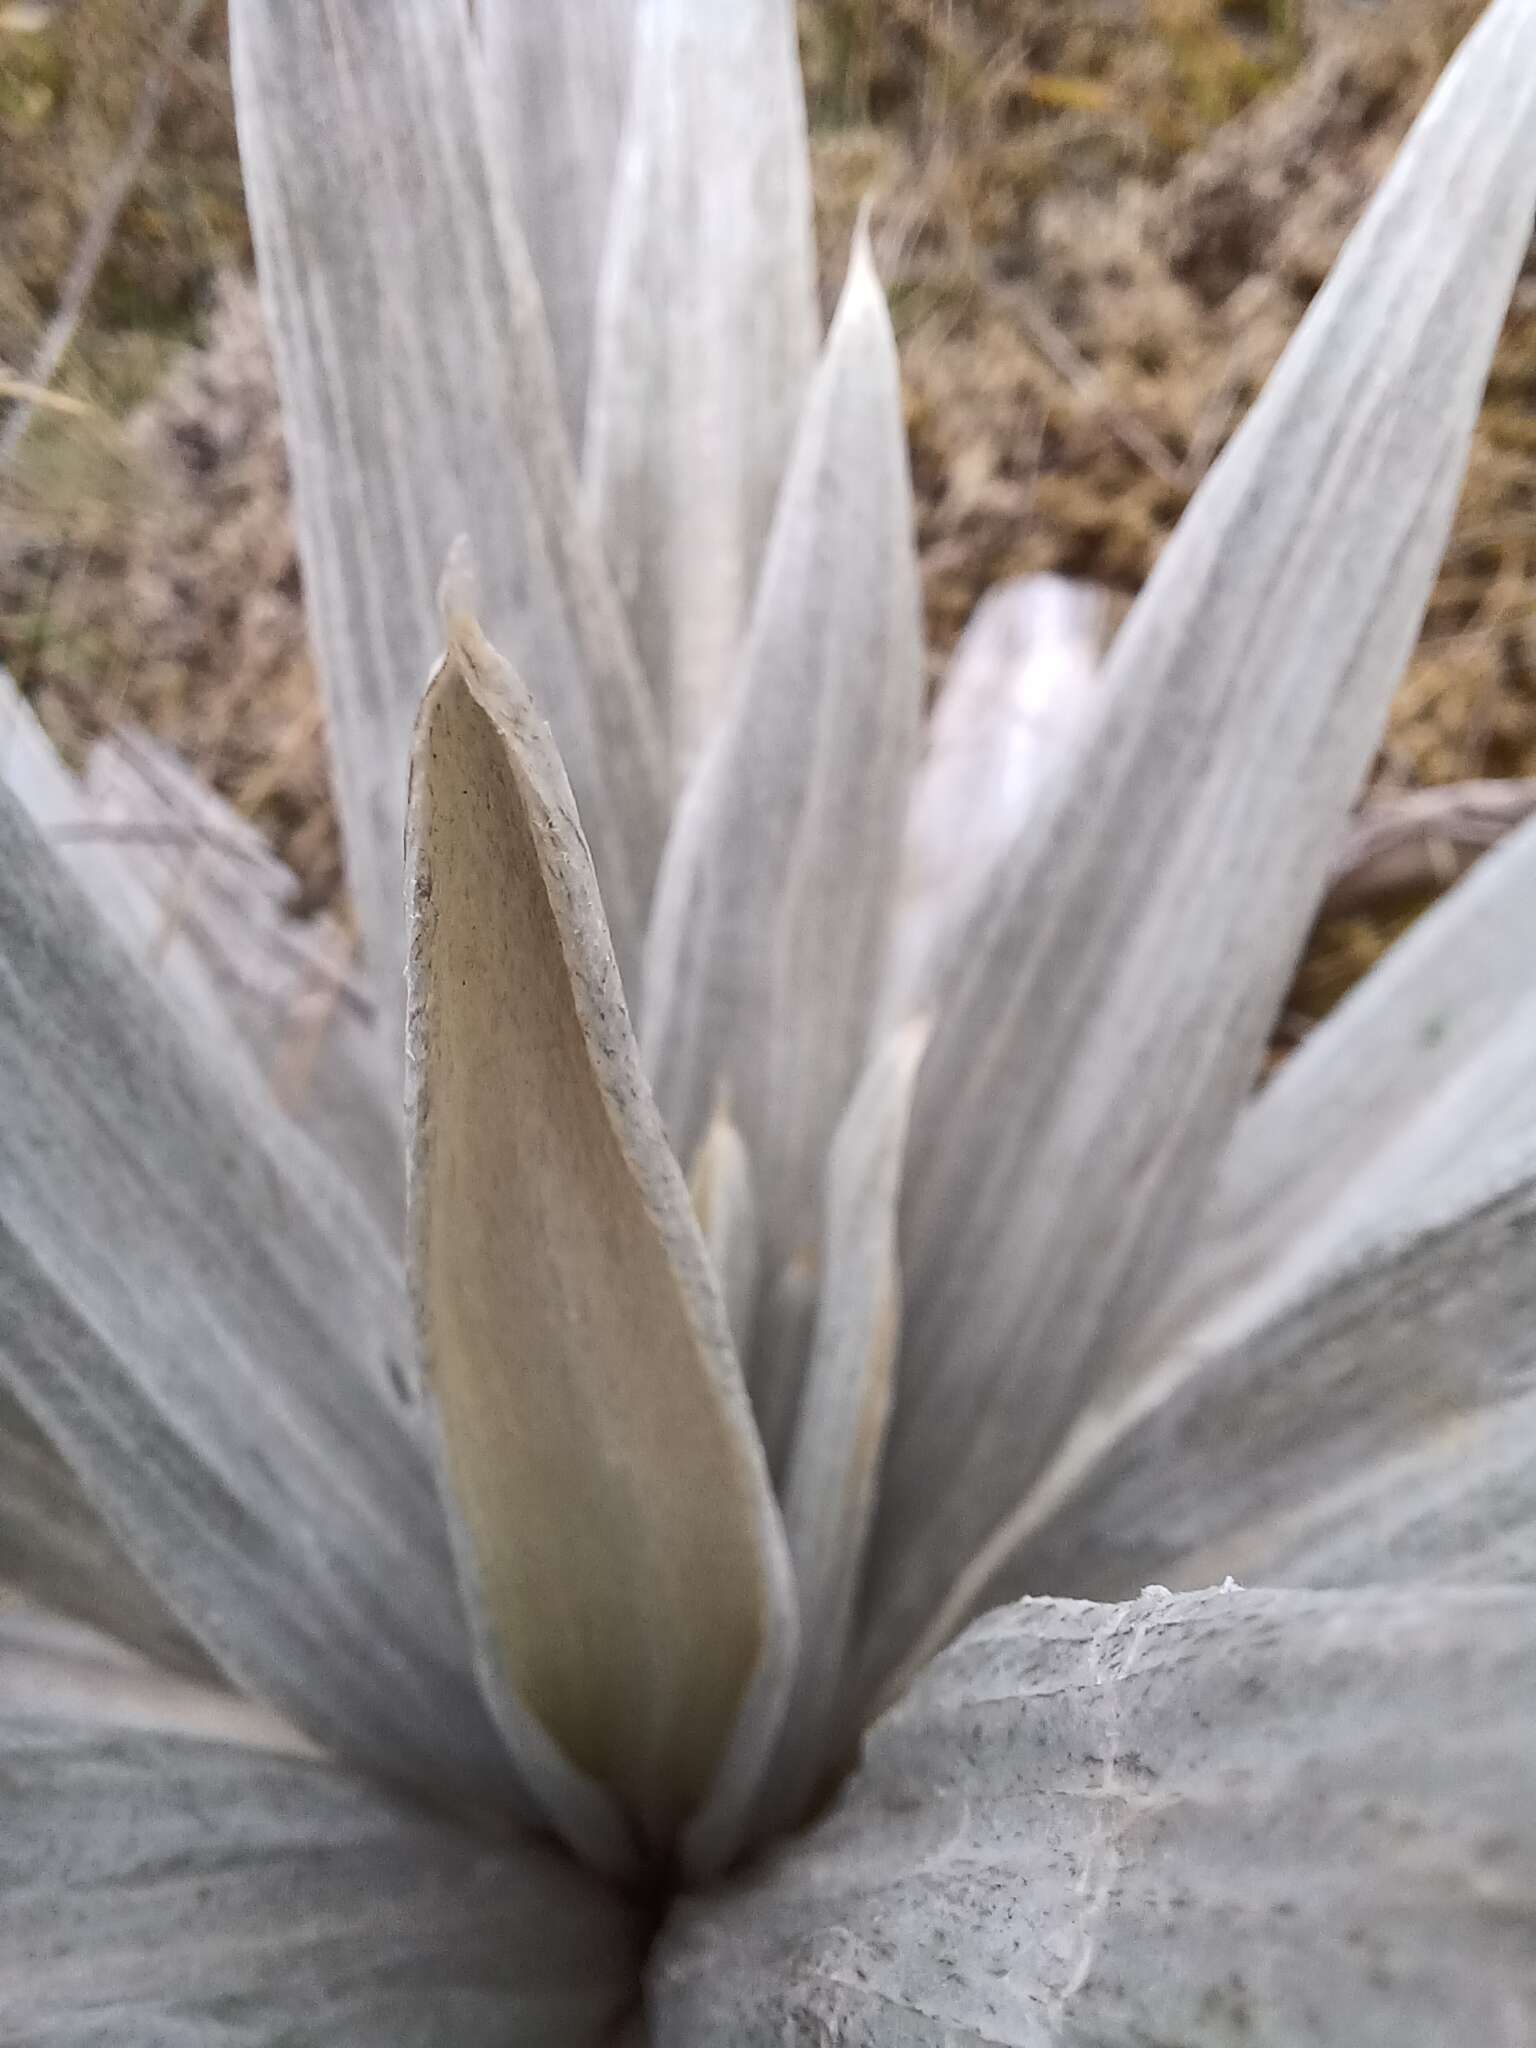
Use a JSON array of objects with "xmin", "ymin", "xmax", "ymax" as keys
[{"xmin": 1, "ymin": 0, "xmax": 1531, "ymax": 1041}]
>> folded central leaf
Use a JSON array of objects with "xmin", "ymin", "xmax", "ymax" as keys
[{"xmin": 405, "ymin": 609, "xmax": 795, "ymax": 1861}]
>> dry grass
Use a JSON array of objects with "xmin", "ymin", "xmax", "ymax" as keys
[{"xmin": 1, "ymin": 0, "xmax": 1533, "ymax": 1021}]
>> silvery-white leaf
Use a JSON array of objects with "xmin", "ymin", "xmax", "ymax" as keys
[
  {"xmin": 989, "ymin": 1131, "xmax": 1536, "ymax": 1615},
  {"xmin": 0, "ymin": 671, "xmax": 254, "ymax": 1070},
  {"xmin": 747, "ymin": 1249, "xmax": 820, "ymax": 1486},
  {"xmin": 0, "ymin": 1603, "xmax": 303, "ymax": 1751},
  {"xmin": 0, "ymin": 669, "xmax": 130, "ymax": 908},
  {"xmin": 643, "ymin": 232, "xmax": 924, "ymax": 1275},
  {"xmin": 584, "ymin": 0, "xmax": 818, "ymax": 775},
  {"xmin": 0, "ymin": 1402, "xmax": 210, "ymax": 1682},
  {"xmin": 1197, "ymin": 984, "xmax": 1536, "ymax": 1351},
  {"xmin": 230, "ymin": 0, "xmax": 664, "ymax": 999},
  {"xmin": 1146, "ymin": 806, "xmax": 1536, "ymax": 1356},
  {"xmin": 755, "ymin": 1022, "xmax": 928, "ymax": 1841},
  {"xmin": 2, "ymin": 677, "xmax": 402, "ymax": 1238},
  {"xmin": 1324, "ymin": 774, "xmax": 1536, "ymax": 916},
  {"xmin": 0, "ymin": 1626, "xmax": 644, "ymax": 2046},
  {"xmin": 688, "ymin": 1107, "xmax": 761, "ymax": 1362},
  {"xmin": 881, "ymin": 575, "xmax": 1106, "ymax": 1023},
  {"xmin": 407, "ymin": 608, "xmax": 796, "ymax": 1871},
  {"xmin": 0, "ymin": 779, "xmax": 524, "ymax": 1814},
  {"xmin": 1246, "ymin": 1387, "xmax": 1536, "ymax": 1591},
  {"xmin": 652, "ymin": 1584, "xmax": 1536, "ymax": 2046},
  {"xmin": 82, "ymin": 728, "xmax": 402, "ymax": 1237},
  {"xmin": 478, "ymin": 0, "xmax": 635, "ymax": 444},
  {"xmin": 861, "ymin": 0, "xmax": 1536, "ymax": 1695},
  {"xmin": 0, "ymin": 693, "xmax": 238, "ymax": 1623},
  {"xmin": 928, "ymin": 833, "xmax": 1536, "ymax": 1638}
]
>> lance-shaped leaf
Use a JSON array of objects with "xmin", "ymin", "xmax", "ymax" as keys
[
  {"xmin": 881, "ymin": 575, "xmax": 1106, "ymax": 1023},
  {"xmin": 643, "ymin": 234, "xmax": 924, "ymax": 1271},
  {"xmin": 653, "ymin": 1585, "xmax": 1536, "ymax": 2045},
  {"xmin": 0, "ymin": 1399, "xmax": 210, "ymax": 1682},
  {"xmin": 584, "ymin": 0, "xmax": 818, "ymax": 775},
  {"xmin": 754, "ymin": 1023, "xmax": 927, "ymax": 1841},
  {"xmin": 0, "ymin": 778, "xmax": 524, "ymax": 1813},
  {"xmin": 0, "ymin": 1615, "xmax": 644, "ymax": 2047},
  {"xmin": 1146, "ymin": 807, "xmax": 1536, "ymax": 1355},
  {"xmin": 989, "ymin": 1131, "xmax": 1536, "ymax": 1617},
  {"xmin": 478, "ymin": 0, "xmax": 635, "ymax": 446},
  {"xmin": 861, "ymin": 0, "xmax": 1536, "ymax": 1693},
  {"xmin": 407, "ymin": 609, "xmax": 796, "ymax": 1862},
  {"xmin": 230, "ymin": 0, "xmax": 664, "ymax": 998}
]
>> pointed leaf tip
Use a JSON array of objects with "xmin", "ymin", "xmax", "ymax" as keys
[
  {"xmin": 407, "ymin": 615, "xmax": 795, "ymax": 1860},
  {"xmin": 642, "ymin": 230, "xmax": 924, "ymax": 1278}
]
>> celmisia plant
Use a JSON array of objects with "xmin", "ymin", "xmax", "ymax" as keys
[{"xmin": 1, "ymin": 0, "xmax": 1535, "ymax": 2039}]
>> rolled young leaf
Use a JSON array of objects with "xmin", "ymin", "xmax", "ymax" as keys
[
  {"xmin": 230, "ymin": 0, "xmax": 665, "ymax": 999},
  {"xmin": 862, "ymin": 0, "xmax": 1536, "ymax": 1695},
  {"xmin": 478, "ymin": 0, "xmax": 636, "ymax": 445},
  {"xmin": 643, "ymin": 230, "xmax": 924, "ymax": 1278},
  {"xmin": 584, "ymin": 0, "xmax": 818, "ymax": 776},
  {"xmin": 0, "ymin": 777, "xmax": 523, "ymax": 1814},
  {"xmin": 407, "ymin": 605, "xmax": 796, "ymax": 1863},
  {"xmin": 0, "ymin": 1614, "xmax": 645, "ymax": 2046},
  {"xmin": 653, "ymin": 1584, "xmax": 1536, "ymax": 2045}
]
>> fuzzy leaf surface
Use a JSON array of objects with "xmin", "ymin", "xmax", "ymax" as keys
[
  {"xmin": 408, "ymin": 613, "xmax": 795, "ymax": 1864},
  {"xmin": 585, "ymin": 0, "xmax": 818, "ymax": 775},
  {"xmin": 863, "ymin": 0, "xmax": 1536, "ymax": 1690},
  {"xmin": 654, "ymin": 1585, "xmax": 1536, "ymax": 2046}
]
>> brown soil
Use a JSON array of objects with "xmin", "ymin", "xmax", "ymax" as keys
[{"xmin": 2, "ymin": 0, "xmax": 1533, "ymax": 1019}]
